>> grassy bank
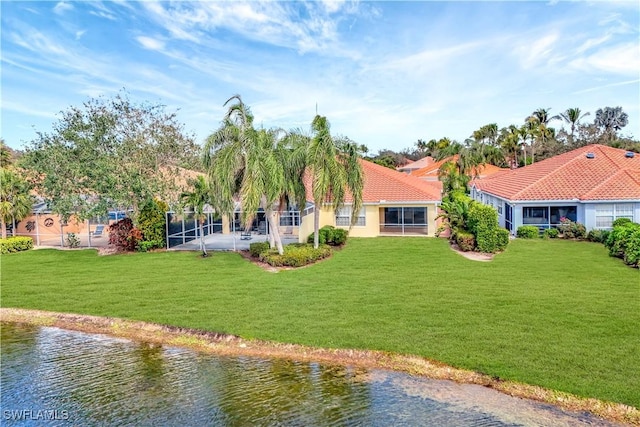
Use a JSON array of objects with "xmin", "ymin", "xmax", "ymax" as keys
[{"xmin": 1, "ymin": 238, "xmax": 638, "ymax": 408}]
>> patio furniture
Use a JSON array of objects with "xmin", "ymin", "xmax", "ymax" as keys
[{"xmin": 92, "ymin": 225, "xmax": 105, "ymax": 238}]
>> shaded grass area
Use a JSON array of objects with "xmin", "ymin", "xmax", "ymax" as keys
[{"xmin": 2, "ymin": 238, "xmax": 639, "ymax": 407}]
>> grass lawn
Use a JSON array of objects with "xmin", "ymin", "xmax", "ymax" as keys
[{"xmin": 1, "ymin": 238, "xmax": 638, "ymax": 408}]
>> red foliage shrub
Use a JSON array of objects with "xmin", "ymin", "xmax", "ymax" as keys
[{"xmin": 108, "ymin": 218, "xmax": 142, "ymax": 252}]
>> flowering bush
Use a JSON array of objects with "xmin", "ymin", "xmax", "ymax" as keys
[{"xmin": 558, "ymin": 217, "xmax": 586, "ymax": 240}]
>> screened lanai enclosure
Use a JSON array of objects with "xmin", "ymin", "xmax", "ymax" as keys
[
  {"xmin": 166, "ymin": 207, "xmax": 301, "ymax": 251},
  {"xmin": 7, "ymin": 202, "xmax": 122, "ymax": 249}
]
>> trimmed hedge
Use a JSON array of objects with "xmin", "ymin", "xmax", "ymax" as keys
[
  {"xmin": 259, "ymin": 243, "xmax": 332, "ymax": 267},
  {"xmin": 467, "ymin": 204, "xmax": 504, "ymax": 253},
  {"xmin": 0, "ymin": 236, "xmax": 34, "ymax": 254},
  {"xmin": 517, "ymin": 225, "xmax": 539, "ymax": 239},
  {"xmin": 543, "ymin": 228, "xmax": 559, "ymax": 239},
  {"xmin": 605, "ymin": 222, "xmax": 640, "ymax": 267},
  {"xmin": 495, "ymin": 228, "xmax": 510, "ymax": 251}
]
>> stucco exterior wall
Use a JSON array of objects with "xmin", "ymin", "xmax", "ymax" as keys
[{"xmin": 295, "ymin": 202, "xmax": 441, "ymax": 242}]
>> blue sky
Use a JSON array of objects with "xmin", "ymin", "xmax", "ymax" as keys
[{"xmin": 2, "ymin": 1, "xmax": 639, "ymax": 154}]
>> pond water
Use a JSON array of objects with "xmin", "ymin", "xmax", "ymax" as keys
[{"xmin": 1, "ymin": 323, "xmax": 618, "ymax": 426}]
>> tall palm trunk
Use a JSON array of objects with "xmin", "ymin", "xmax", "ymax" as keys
[
  {"xmin": 267, "ymin": 208, "xmax": 283, "ymax": 254},
  {"xmin": 1, "ymin": 218, "xmax": 6, "ymax": 239},
  {"xmin": 199, "ymin": 216, "xmax": 207, "ymax": 257},
  {"xmin": 313, "ymin": 203, "xmax": 321, "ymax": 249}
]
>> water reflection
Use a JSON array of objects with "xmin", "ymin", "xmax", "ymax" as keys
[{"xmin": 0, "ymin": 324, "xmax": 618, "ymax": 426}]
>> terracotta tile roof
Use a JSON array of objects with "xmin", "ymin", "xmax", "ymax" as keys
[
  {"xmin": 304, "ymin": 159, "xmax": 442, "ymax": 204},
  {"xmin": 412, "ymin": 156, "xmax": 507, "ymax": 179},
  {"xmin": 358, "ymin": 159, "xmax": 442, "ymax": 202},
  {"xmin": 473, "ymin": 144, "xmax": 640, "ymax": 201},
  {"xmin": 411, "ymin": 155, "xmax": 459, "ymax": 178},
  {"xmin": 397, "ymin": 156, "xmax": 434, "ymax": 171}
]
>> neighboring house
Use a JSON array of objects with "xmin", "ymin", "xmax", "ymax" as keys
[
  {"xmin": 297, "ymin": 159, "xmax": 443, "ymax": 240},
  {"xmin": 470, "ymin": 144, "xmax": 640, "ymax": 234},
  {"xmin": 397, "ymin": 156, "xmax": 435, "ymax": 174},
  {"xmin": 410, "ymin": 155, "xmax": 507, "ymax": 181}
]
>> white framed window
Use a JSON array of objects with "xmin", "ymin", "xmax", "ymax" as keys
[
  {"xmin": 335, "ymin": 207, "xmax": 366, "ymax": 226},
  {"xmin": 595, "ymin": 203, "xmax": 634, "ymax": 229}
]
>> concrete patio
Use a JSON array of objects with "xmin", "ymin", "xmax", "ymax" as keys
[{"xmin": 169, "ymin": 232, "xmax": 299, "ymax": 251}]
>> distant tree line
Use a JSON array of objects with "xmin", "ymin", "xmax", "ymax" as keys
[{"xmin": 366, "ymin": 106, "xmax": 638, "ymax": 169}]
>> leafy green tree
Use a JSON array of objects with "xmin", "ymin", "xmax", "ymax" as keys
[
  {"xmin": 20, "ymin": 92, "xmax": 198, "ymax": 221},
  {"xmin": 0, "ymin": 139, "xmax": 13, "ymax": 168},
  {"xmin": 180, "ymin": 176, "xmax": 211, "ymax": 257},
  {"xmin": 306, "ymin": 115, "xmax": 364, "ymax": 249},
  {"xmin": 0, "ymin": 168, "xmax": 33, "ymax": 239},
  {"xmin": 595, "ymin": 106, "xmax": 629, "ymax": 143}
]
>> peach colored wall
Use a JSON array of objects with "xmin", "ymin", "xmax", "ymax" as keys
[{"xmin": 15, "ymin": 213, "xmax": 86, "ymax": 236}]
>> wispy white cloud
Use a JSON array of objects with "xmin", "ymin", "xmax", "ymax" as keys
[
  {"xmin": 136, "ymin": 36, "xmax": 165, "ymax": 51},
  {"xmin": 53, "ymin": 2, "xmax": 73, "ymax": 15},
  {"xmin": 515, "ymin": 33, "xmax": 559, "ymax": 69},
  {"xmin": 573, "ymin": 78, "xmax": 640, "ymax": 95},
  {"xmin": 569, "ymin": 42, "xmax": 640, "ymax": 75},
  {"xmin": 1, "ymin": 0, "xmax": 638, "ymax": 150},
  {"xmin": 141, "ymin": 1, "xmax": 363, "ymax": 57}
]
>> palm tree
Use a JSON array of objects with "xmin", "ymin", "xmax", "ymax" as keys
[
  {"xmin": 180, "ymin": 175, "xmax": 211, "ymax": 257},
  {"xmin": 307, "ymin": 115, "xmax": 364, "ymax": 249},
  {"xmin": 525, "ymin": 108, "xmax": 560, "ymax": 164},
  {"xmin": 499, "ymin": 125, "xmax": 521, "ymax": 168},
  {"xmin": 203, "ymin": 95, "xmax": 290, "ymax": 255},
  {"xmin": 559, "ymin": 108, "xmax": 590, "ymax": 144},
  {"xmin": 0, "ymin": 168, "xmax": 33, "ymax": 239},
  {"xmin": 594, "ymin": 106, "xmax": 629, "ymax": 143},
  {"xmin": 437, "ymin": 160, "xmax": 469, "ymax": 194}
]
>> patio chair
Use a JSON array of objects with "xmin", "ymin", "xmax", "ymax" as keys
[{"xmin": 91, "ymin": 224, "xmax": 105, "ymax": 238}]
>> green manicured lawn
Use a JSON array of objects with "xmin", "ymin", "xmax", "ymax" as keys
[{"xmin": 2, "ymin": 238, "xmax": 638, "ymax": 407}]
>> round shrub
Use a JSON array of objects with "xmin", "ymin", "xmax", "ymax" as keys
[
  {"xmin": 307, "ymin": 225, "xmax": 348, "ymax": 246},
  {"xmin": 108, "ymin": 218, "xmax": 142, "ymax": 252},
  {"xmin": 605, "ymin": 222, "xmax": 640, "ymax": 267},
  {"xmin": 249, "ymin": 241, "xmax": 270, "ymax": 258},
  {"xmin": 331, "ymin": 228, "xmax": 348, "ymax": 246},
  {"xmin": 495, "ymin": 228, "xmax": 510, "ymax": 251},
  {"xmin": 455, "ymin": 231, "xmax": 475, "ymax": 252},
  {"xmin": 543, "ymin": 228, "xmax": 559, "ymax": 239},
  {"xmin": 517, "ymin": 225, "xmax": 539, "ymax": 239},
  {"xmin": 612, "ymin": 218, "xmax": 632, "ymax": 228},
  {"xmin": 558, "ymin": 218, "xmax": 586, "ymax": 239},
  {"xmin": 587, "ymin": 229, "xmax": 609, "ymax": 244}
]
